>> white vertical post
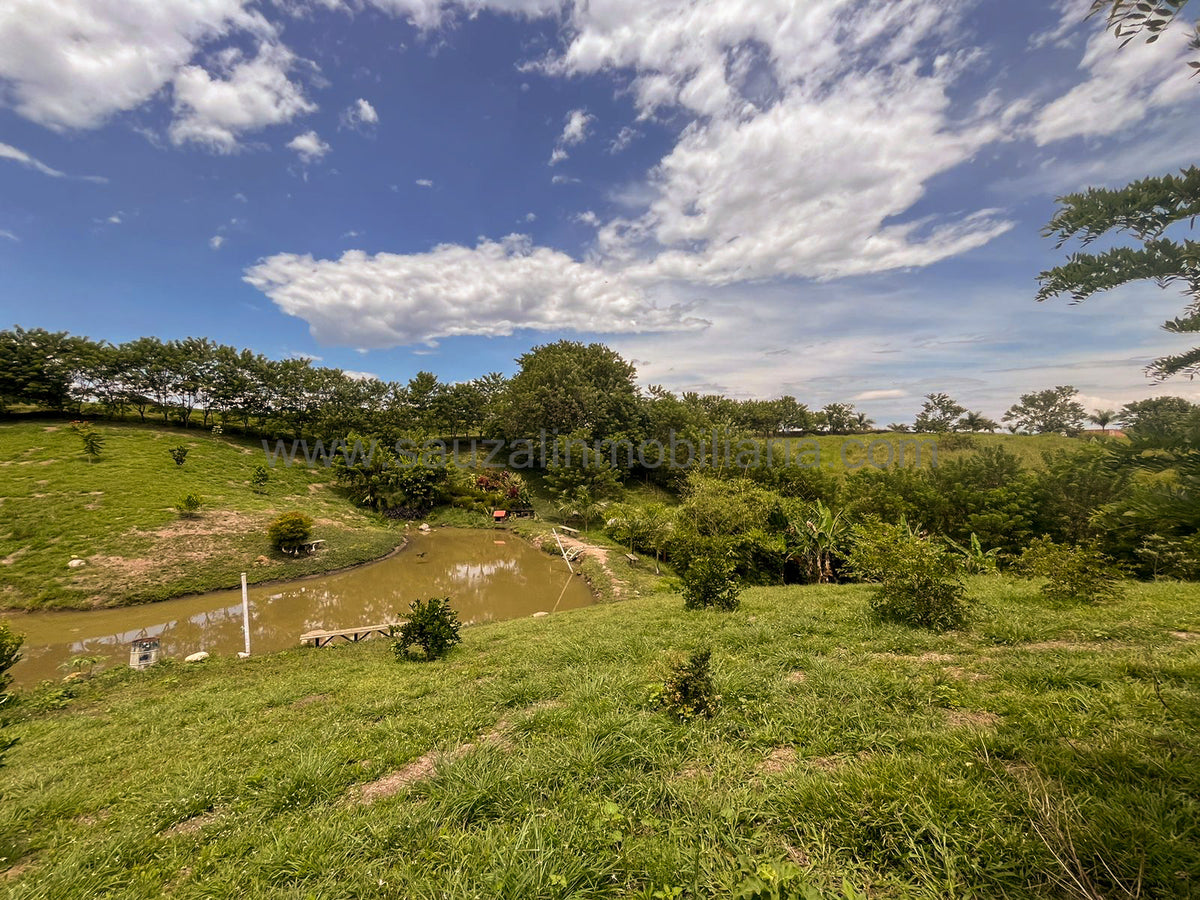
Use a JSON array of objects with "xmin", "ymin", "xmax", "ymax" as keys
[
  {"xmin": 241, "ymin": 573, "xmax": 251, "ymax": 656},
  {"xmin": 552, "ymin": 528, "xmax": 574, "ymax": 574}
]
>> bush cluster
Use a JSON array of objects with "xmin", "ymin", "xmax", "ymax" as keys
[
  {"xmin": 391, "ymin": 597, "xmax": 462, "ymax": 660},
  {"xmin": 658, "ymin": 648, "xmax": 718, "ymax": 720},
  {"xmin": 175, "ymin": 493, "xmax": 203, "ymax": 517},
  {"xmin": 848, "ymin": 520, "xmax": 969, "ymax": 630},
  {"xmin": 268, "ymin": 512, "xmax": 313, "ymax": 552},
  {"xmin": 681, "ymin": 555, "xmax": 741, "ymax": 611},
  {"xmin": 1018, "ymin": 537, "xmax": 1126, "ymax": 604}
]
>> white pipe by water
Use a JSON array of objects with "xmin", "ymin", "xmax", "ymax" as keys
[
  {"xmin": 241, "ymin": 572, "xmax": 251, "ymax": 657},
  {"xmin": 552, "ymin": 528, "xmax": 574, "ymax": 574}
]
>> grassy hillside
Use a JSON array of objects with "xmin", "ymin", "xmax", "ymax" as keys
[
  {"xmin": 774, "ymin": 432, "xmax": 1094, "ymax": 472},
  {"xmin": 0, "ymin": 421, "xmax": 401, "ymax": 610},
  {"xmin": 2, "ymin": 578, "xmax": 1197, "ymax": 898}
]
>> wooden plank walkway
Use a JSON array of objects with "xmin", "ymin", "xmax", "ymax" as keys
[{"xmin": 300, "ymin": 621, "xmax": 403, "ymax": 648}]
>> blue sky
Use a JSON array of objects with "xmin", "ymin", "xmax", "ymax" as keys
[{"xmin": 1, "ymin": 0, "xmax": 1198, "ymax": 422}]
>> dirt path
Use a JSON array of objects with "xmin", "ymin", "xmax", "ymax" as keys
[{"xmin": 530, "ymin": 532, "xmax": 627, "ymax": 599}]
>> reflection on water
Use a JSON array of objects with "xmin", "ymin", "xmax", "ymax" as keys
[{"xmin": 5, "ymin": 528, "xmax": 592, "ymax": 685}]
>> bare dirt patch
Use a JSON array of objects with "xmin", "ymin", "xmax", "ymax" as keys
[
  {"xmin": 3, "ymin": 860, "xmax": 33, "ymax": 881},
  {"xmin": 531, "ymin": 533, "xmax": 625, "ymax": 598},
  {"xmin": 757, "ymin": 747, "xmax": 797, "ymax": 774},
  {"xmin": 1, "ymin": 548, "xmax": 28, "ymax": 566},
  {"xmin": 944, "ymin": 666, "xmax": 993, "ymax": 682},
  {"xmin": 944, "ymin": 709, "xmax": 1001, "ymax": 729},
  {"xmin": 786, "ymin": 670, "xmax": 807, "ymax": 684},
  {"xmin": 163, "ymin": 811, "xmax": 220, "ymax": 838},
  {"xmin": 1170, "ymin": 631, "xmax": 1198, "ymax": 641},
  {"xmin": 79, "ymin": 512, "xmax": 267, "ymax": 582},
  {"xmin": 292, "ymin": 693, "xmax": 330, "ymax": 708},
  {"xmin": 350, "ymin": 718, "xmax": 514, "ymax": 805}
]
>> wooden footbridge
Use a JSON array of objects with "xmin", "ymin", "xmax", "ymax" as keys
[{"xmin": 300, "ymin": 621, "xmax": 403, "ymax": 648}]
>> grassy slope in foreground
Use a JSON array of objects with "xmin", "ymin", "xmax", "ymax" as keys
[
  {"xmin": 0, "ymin": 421, "xmax": 400, "ymax": 610},
  {"xmin": 2, "ymin": 578, "xmax": 1198, "ymax": 898}
]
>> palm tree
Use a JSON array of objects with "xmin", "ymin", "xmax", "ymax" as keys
[
  {"xmin": 853, "ymin": 412, "xmax": 874, "ymax": 433},
  {"xmin": 886, "ymin": 422, "xmax": 910, "ymax": 433},
  {"xmin": 1088, "ymin": 408, "xmax": 1117, "ymax": 434},
  {"xmin": 961, "ymin": 411, "xmax": 999, "ymax": 433}
]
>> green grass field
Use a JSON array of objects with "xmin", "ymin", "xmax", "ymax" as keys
[
  {"xmin": 772, "ymin": 431, "xmax": 1093, "ymax": 472},
  {"xmin": 2, "ymin": 577, "xmax": 1197, "ymax": 898},
  {"xmin": 0, "ymin": 421, "xmax": 401, "ymax": 610}
]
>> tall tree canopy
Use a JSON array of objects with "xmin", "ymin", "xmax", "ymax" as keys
[{"xmin": 503, "ymin": 340, "xmax": 644, "ymax": 442}]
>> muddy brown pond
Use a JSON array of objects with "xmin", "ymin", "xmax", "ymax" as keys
[{"xmin": 7, "ymin": 528, "xmax": 593, "ymax": 685}]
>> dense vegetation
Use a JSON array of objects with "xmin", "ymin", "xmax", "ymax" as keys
[{"xmin": 3, "ymin": 326, "xmax": 1198, "ymax": 599}]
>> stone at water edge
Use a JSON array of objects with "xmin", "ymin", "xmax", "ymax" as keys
[
  {"xmin": 185, "ymin": 651, "xmax": 210, "ymax": 662},
  {"xmin": 533, "ymin": 611, "xmax": 549, "ymax": 618},
  {"xmin": 418, "ymin": 523, "xmax": 431, "ymax": 532},
  {"xmin": 67, "ymin": 558, "xmax": 86, "ymax": 568}
]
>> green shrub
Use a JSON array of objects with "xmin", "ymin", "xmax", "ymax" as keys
[
  {"xmin": 681, "ymin": 556, "xmax": 741, "ymax": 611},
  {"xmin": 390, "ymin": 597, "xmax": 462, "ymax": 660},
  {"xmin": 848, "ymin": 520, "xmax": 969, "ymax": 630},
  {"xmin": 169, "ymin": 446, "xmax": 189, "ymax": 467},
  {"xmin": 79, "ymin": 428, "xmax": 105, "ymax": 463},
  {"xmin": 1134, "ymin": 533, "xmax": 1200, "ymax": 580},
  {"xmin": 1, "ymin": 621, "xmax": 23, "ymax": 768},
  {"xmin": 175, "ymin": 493, "xmax": 203, "ymax": 517},
  {"xmin": 658, "ymin": 648, "xmax": 718, "ymax": 720},
  {"xmin": 267, "ymin": 512, "xmax": 313, "ymax": 552},
  {"xmin": 250, "ymin": 465, "xmax": 270, "ymax": 493},
  {"xmin": 1018, "ymin": 537, "xmax": 1126, "ymax": 604}
]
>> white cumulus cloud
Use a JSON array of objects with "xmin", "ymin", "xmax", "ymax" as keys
[
  {"xmin": 170, "ymin": 43, "xmax": 316, "ymax": 153},
  {"xmin": 287, "ymin": 129, "xmax": 331, "ymax": 162},
  {"xmin": 342, "ymin": 97, "xmax": 379, "ymax": 129},
  {"xmin": 243, "ymin": 234, "xmax": 708, "ymax": 348},
  {"xmin": 0, "ymin": 0, "xmax": 273, "ymax": 131},
  {"xmin": 549, "ymin": 107, "xmax": 593, "ymax": 165}
]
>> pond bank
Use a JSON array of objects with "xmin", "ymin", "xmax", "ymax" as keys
[{"xmin": 5, "ymin": 527, "xmax": 593, "ymax": 685}]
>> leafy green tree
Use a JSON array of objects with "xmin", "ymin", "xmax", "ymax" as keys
[
  {"xmin": 544, "ymin": 432, "xmax": 623, "ymax": 504},
  {"xmin": 0, "ymin": 327, "xmax": 77, "ymax": 411},
  {"xmin": 819, "ymin": 402, "xmax": 858, "ymax": 434},
  {"xmin": 1003, "ymin": 386, "xmax": 1086, "ymax": 435},
  {"xmin": 782, "ymin": 500, "xmax": 851, "ymax": 583},
  {"xmin": 504, "ymin": 341, "xmax": 643, "ymax": 442},
  {"xmin": 390, "ymin": 597, "xmax": 461, "ymax": 660},
  {"xmin": 406, "ymin": 371, "xmax": 444, "ymax": 433},
  {"xmin": 913, "ymin": 393, "xmax": 966, "ymax": 433},
  {"xmin": 1119, "ymin": 396, "xmax": 1198, "ymax": 439},
  {"xmin": 1036, "ymin": 6, "xmax": 1200, "ymax": 379}
]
